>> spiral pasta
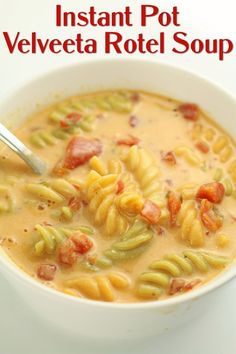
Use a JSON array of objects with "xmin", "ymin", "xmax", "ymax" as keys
[
  {"xmin": 89, "ymin": 156, "xmax": 122, "ymax": 176},
  {"xmin": 85, "ymin": 170, "xmax": 129, "ymax": 236},
  {"xmin": 174, "ymin": 146, "xmax": 203, "ymax": 166},
  {"xmin": 65, "ymin": 272, "xmax": 129, "ymax": 301},
  {"xmin": 123, "ymin": 145, "xmax": 161, "ymax": 203},
  {"xmin": 177, "ymin": 200, "xmax": 204, "ymax": 247},
  {"xmin": 104, "ymin": 219, "xmax": 153, "ymax": 261},
  {"xmin": 30, "ymin": 131, "xmax": 57, "ymax": 148},
  {"xmin": 191, "ymin": 123, "xmax": 233, "ymax": 163},
  {"xmin": 34, "ymin": 224, "xmax": 94, "ymax": 255},
  {"xmin": 177, "ymin": 183, "xmax": 198, "ymax": 200},
  {"xmin": 26, "ymin": 179, "xmax": 80, "ymax": 204},
  {"xmin": 137, "ymin": 251, "xmax": 230, "ymax": 299}
]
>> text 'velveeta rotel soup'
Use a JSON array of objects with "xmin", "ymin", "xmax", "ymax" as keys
[{"xmin": 0, "ymin": 90, "xmax": 235, "ymax": 302}]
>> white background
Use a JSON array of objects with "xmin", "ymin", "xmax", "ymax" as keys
[{"xmin": 0, "ymin": 1, "xmax": 235, "ymax": 353}]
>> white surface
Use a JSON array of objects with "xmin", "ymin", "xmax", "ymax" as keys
[{"xmin": 0, "ymin": 0, "xmax": 236, "ymax": 353}]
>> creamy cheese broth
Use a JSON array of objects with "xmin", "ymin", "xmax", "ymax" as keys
[{"xmin": 0, "ymin": 90, "xmax": 235, "ymax": 303}]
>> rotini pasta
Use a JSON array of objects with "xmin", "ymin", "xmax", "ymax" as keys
[
  {"xmin": 191, "ymin": 123, "xmax": 234, "ymax": 163},
  {"xmin": 137, "ymin": 251, "xmax": 230, "ymax": 299},
  {"xmin": 123, "ymin": 145, "xmax": 161, "ymax": 203},
  {"xmin": 34, "ymin": 224, "xmax": 94, "ymax": 255},
  {"xmin": 177, "ymin": 200, "xmax": 204, "ymax": 247},
  {"xmin": 85, "ymin": 170, "xmax": 129, "ymax": 236},
  {"xmin": 26, "ymin": 179, "xmax": 79, "ymax": 204},
  {"xmin": 174, "ymin": 146, "xmax": 203, "ymax": 166},
  {"xmin": 104, "ymin": 219, "xmax": 153, "ymax": 261},
  {"xmin": 65, "ymin": 272, "xmax": 129, "ymax": 301}
]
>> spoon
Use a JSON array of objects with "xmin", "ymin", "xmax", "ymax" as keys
[{"xmin": 0, "ymin": 122, "xmax": 47, "ymax": 175}]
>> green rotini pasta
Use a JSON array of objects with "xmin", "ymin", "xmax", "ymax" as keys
[
  {"xmin": 34, "ymin": 224, "xmax": 94, "ymax": 255},
  {"xmin": 137, "ymin": 251, "xmax": 230, "ymax": 299},
  {"xmin": 104, "ymin": 219, "xmax": 154, "ymax": 261},
  {"xmin": 26, "ymin": 179, "xmax": 79, "ymax": 204}
]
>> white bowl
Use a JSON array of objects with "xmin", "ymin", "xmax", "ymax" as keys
[{"xmin": 0, "ymin": 59, "xmax": 236, "ymax": 339}]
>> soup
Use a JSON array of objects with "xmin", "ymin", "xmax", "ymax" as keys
[{"xmin": 0, "ymin": 90, "xmax": 235, "ymax": 302}]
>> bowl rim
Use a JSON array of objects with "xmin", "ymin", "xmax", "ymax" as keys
[{"xmin": 1, "ymin": 57, "xmax": 236, "ymax": 309}]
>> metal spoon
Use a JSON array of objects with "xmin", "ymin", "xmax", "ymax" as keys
[{"xmin": 0, "ymin": 122, "xmax": 47, "ymax": 175}]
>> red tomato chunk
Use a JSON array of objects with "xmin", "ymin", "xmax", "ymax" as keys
[
  {"xmin": 196, "ymin": 182, "xmax": 225, "ymax": 204},
  {"xmin": 195, "ymin": 141, "xmax": 209, "ymax": 154},
  {"xmin": 169, "ymin": 278, "xmax": 185, "ymax": 295},
  {"xmin": 117, "ymin": 135, "xmax": 140, "ymax": 147},
  {"xmin": 183, "ymin": 279, "xmax": 201, "ymax": 292},
  {"xmin": 58, "ymin": 239, "xmax": 78, "ymax": 266},
  {"xmin": 58, "ymin": 233, "xmax": 93, "ymax": 266},
  {"xmin": 179, "ymin": 103, "xmax": 199, "ymax": 121},
  {"xmin": 162, "ymin": 151, "xmax": 176, "ymax": 165},
  {"xmin": 37, "ymin": 264, "xmax": 57, "ymax": 281},
  {"xmin": 167, "ymin": 192, "xmax": 181, "ymax": 226},
  {"xmin": 70, "ymin": 233, "xmax": 93, "ymax": 255},
  {"xmin": 64, "ymin": 137, "xmax": 102, "ymax": 169},
  {"xmin": 140, "ymin": 200, "xmax": 161, "ymax": 224},
  {"xmin": 60, "ymin": 113, "xmax": 81, "ymax": 129}
]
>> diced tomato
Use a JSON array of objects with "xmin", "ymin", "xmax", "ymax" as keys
[
  {"xmin": 131, "ymin": 92, "xmax": 140, "ymax": 103},
  {"xmin": 68, "ymin": 197, "xmax": 81, "ymax": 211},
  {"xmin": 201, "ymin": 209, "xmax": 223, "ymax": 232},
  {"xmin": 195, "ymin": 141, "xmax": 209, "ymax": 154},
  {"xmin": 60, "ymin": 113, "xmax": 81, "ymax": 129},
  {"xmin": 140, "ymin": 200, "xmax": 161, "ymax": 224},
  {"xmin": 117, "ymin": 135, "xmax": 140, "ymax": 147},
  {"xmin": 37, "ymin": 264, "xmax": 57, "ymax": 281},
  {"xmin": 116, "ymin": 180, "xmax": 125, "ymax": 194},
  {"xmin": 64, "ymin": 137, "xmax": 102, "ymax": 169},
  {"xmin": 52, "ymin": 165, "xmax": 69, "ymax": 177},
  {"xmin": 196, "ymin": 182, "xmax": 225, "ymax": 204},
  {"xmin": 58, "ymin": 239, "xmax": 78, "ymax": 266},
  {"xmin": 199, "ymin": 199, "xmax": 223, "ymax": 232},
  {"xmin": 60, "ymin": 120, "xmax": 69, "ymax": 129},
  {"xmin": 179, "ymin": 103, "xmax": 199, "ymax": 121},
  {"xmin": 169, "ymin": 278, "xmax": 185, "ymax": 295},
  {"xmin": 162, "ymin": 151, "xmax": 176, "ymax": 165},
  {"xmin": 129, "ymin": 115, "xmax": 139, "ymax": 128},
  {"xmin": 199, "ymin": 199, "xmax": 212, "ymax": 214},
  {"xmin": 167, "ymin": 192, "xmax": 181, "ymax": 226},
  {"xmin": 70, "ymin": 233, "xmax": 93, "ymax": 255},
  {"xmin": 183, "ymin": 279, "xmax": 201, "ymax": 292}
]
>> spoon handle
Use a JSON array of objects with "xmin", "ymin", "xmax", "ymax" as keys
[{"xmin": 0, "ymin": 123, "xmax": 47, "ymax": 175}]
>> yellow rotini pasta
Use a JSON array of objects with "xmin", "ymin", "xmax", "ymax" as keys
[
  {"xmin": 65, "ymin": 272, "xmax": 129, "ymax": 301},
  {"xmin": 85, "ymin": 170, "xmax": 129, "ymax": 236},
  {"xmin": 174, "ymin": 146, "xmax": 203, "ymax": 166},
  {"xmin": 123, "ymin": 145, "xmax": 161, "ymax": 203},
  {"xmin": 177, "ymin": 200, "xmax": 204, "ymax": 247}
]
